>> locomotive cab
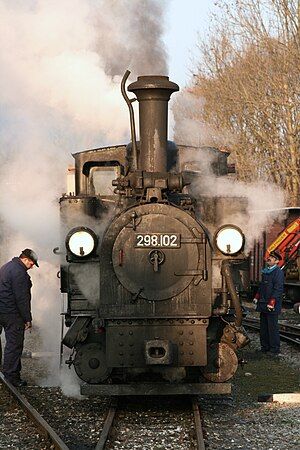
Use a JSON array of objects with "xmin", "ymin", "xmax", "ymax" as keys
[{"xmin": 59, "ymin": 73, "xmax": 250, "ymax": 395}]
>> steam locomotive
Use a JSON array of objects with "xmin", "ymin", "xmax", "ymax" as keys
[{"xmin": 59, "ymin": 72, "xmax": 250, "ymax": 395}]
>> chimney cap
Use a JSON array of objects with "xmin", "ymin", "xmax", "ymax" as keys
[{"xmin": 128, "ymin": 75, "xmax": 179, "ymax": 93}]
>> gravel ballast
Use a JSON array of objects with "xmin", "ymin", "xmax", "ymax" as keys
[{"xmin": 0, "ymin": 304, "xmax": 299, "ymax": 449}]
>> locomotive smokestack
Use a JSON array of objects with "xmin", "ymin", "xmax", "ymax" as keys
[{"xmin": 128, "ymin": 76, "xmax": 179, "ymax": 172}]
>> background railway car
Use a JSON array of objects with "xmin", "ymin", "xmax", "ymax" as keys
[{"xmin": 59, "ymin": 72, "xmax": 250, "ymax": 396}]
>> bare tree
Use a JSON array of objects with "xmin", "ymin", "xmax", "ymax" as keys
[{"xmin": 192, "ymin": 0, "xmax": 300, "ymax": 205}]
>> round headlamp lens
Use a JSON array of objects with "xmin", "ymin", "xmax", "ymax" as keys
[
  {"xmin": 215, "ymin": 226, "xmax": 244, "ymax": 255},
  {"xmin": 67, "ymin": 229, "xmax": 96, "ymax": 257}
]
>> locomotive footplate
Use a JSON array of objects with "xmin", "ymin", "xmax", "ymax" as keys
[
  {"xmin": 106, "ymin": 318, "xmax": 208, "ymax": 367},
  {"xmin": 81, "ymin": 382, "xmax": 231, "ymax": 396}
]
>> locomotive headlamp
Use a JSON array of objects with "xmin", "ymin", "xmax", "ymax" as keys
[
  {"xmin": 215, "ymin": 225, "xmax": 244, "ymax": 255},
  {"xmin": 66, "ymin": 227, "xmax": 97, "ymax": 257}
]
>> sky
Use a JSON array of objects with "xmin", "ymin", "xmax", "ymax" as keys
[{"xmin": 164, "ymin": 0, "xmax": 216, "ymax": 87}]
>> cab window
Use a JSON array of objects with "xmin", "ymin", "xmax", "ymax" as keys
[{"xmin": 89, "ymin": 166, "xmax": 120, "ymax": 196}]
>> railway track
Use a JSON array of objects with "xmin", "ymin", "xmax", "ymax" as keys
[
  {"xmin": 0, "ymin": 374, "xmax": 206, "ymax": 449},
  {"xmin": 243, "ymin": 317, "xmax": 300, "ymax": 346},
  {"xmin": 192, "ymin": 398, "xmax": 206, "ymax": 450},
  {"xmin": 97, "ymin": 396, "xmax": 206, "ymax": 450},
  {"xmin": 0, "ymin": 373, "xmax": 68, "ymax": 450}
]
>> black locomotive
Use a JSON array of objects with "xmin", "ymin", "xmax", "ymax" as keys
[{"xmin": 59, "ymin": 72, "xmax": 250, "ymax": 396}]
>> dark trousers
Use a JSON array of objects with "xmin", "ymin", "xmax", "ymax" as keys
[
  {"xmin": 260, "ymin": 312, "xmax": 280, "ymax": 353},
  {"xmin": 0, "ymin": 314, "xmax": 25, "ymax": 381},
  {"xmin": 0, "ymin": 325, "xmax": 2, "ymax": 366}
]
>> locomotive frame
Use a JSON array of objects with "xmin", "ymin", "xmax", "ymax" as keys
[{"xmin": 59, "ymin": 72, "xmax": 250, "ymax": 396}]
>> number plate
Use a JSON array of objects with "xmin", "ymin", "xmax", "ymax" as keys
[{"xmin": 135, "ymin": 233, "xmax": 180, "ymax": 248}]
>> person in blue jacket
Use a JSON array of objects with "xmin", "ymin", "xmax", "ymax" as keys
[
  {"xmin": 253, "ymin": 251, "xmax": 284, "ymax": 355},
  {"xmin": 0, "ymin": 249, "xmax": 39, "ymax": 386}
]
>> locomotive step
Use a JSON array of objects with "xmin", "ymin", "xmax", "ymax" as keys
[{"xmin": 81, "ymin": 382, "xmax": 231, "ymax": 396}]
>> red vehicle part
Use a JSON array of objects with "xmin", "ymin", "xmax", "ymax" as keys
[{"xmin": 265, "ymin": 218, "xmax": 300, "ymax": 270}]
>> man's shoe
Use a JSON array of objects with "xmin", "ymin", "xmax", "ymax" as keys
[
  {"xmin": 16, "ymin": 379, "xmax": 27, "ymax": 387},
  {"xmin": 10, "ymin": 379, "xmax": 28, "ymax": 387},
  {"xmin": 269, "ymin": 352, "xmax": 283, "ymax": 358}
]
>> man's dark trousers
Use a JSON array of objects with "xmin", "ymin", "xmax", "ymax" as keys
[
  {"xmin": 0, "ymin": 325, "xmax": 2, "ymax": 366},
  {"xmin": 260, "ymin": 312, "xmax": 280, "ymax": 353},
  {"xmin": 0, "ymin": 313, "xmax": 25, "ymax": 382}
]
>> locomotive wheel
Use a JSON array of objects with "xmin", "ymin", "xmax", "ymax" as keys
[
  {"xmin": 201, "ymin": 342, "xmax": 238, "ymax": 383},
  {"xmin": 73, "ymin": 343, "xmax": 111, "ymax": 384}
]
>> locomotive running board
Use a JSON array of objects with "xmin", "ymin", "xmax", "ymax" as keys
[{"xmin": 81, "ymin": 382, "xmax": 231, "ymax": 396}]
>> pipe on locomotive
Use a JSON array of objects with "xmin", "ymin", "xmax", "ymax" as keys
[
  {"xmin": 121, "ymin": 70, "xmax": 139, "ymax": 171},
  {"xmin": 128, "ymin": 75, "xmax": 179, "ymax": 172},
  {"xmin": 221, "ymin": 260, "xmax": 243, "ymax": 327}
]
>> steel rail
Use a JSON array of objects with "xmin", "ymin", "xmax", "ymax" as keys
[
  {"xmin": 243, "ymin": 318, "xmax": 300, "ymax": 346},
  {"xmin": 95, "ymin": 396, "xmax": 206, "ymax": 450},
  {"xmin": 244, "ymin": 317, "xmax": 300, "ymax": 334},
  {"xmin": 95, "ymin": 397, "xmax": 118, "ymax": 450},
  {"xmin": 0, "ymin": 373, "xmax": 69, "ymax": 450},
  {"xmin": 192, "ymin": 398, "xmax": 206, "ymax": 450}
]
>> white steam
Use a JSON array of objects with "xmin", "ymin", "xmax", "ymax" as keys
[
  {"xmin": 0, "ymin": 0, "xmax": 169, "ymax": 140},
  {"xmin": 0, "ymin": 0, "xmax": 169, "ymax": 394},
  {"xmin": 172, "ymin": 90, "xmax": 235, "ymax": 149},
  {"xmin": 172, "ymin": 89, "xmax": 287, "ymax": 250},
  {"xmin": 199, "ymin": 177, "xmax": 286, "ymax": 251}
]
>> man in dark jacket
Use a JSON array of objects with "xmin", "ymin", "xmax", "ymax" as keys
[
  {"xmin": 253, "ymin": 251, "xmax": 284, "ymax": 356},
  {"xmin": 0, "ymin": 249, "xmax": 39, "ymax": 386}
]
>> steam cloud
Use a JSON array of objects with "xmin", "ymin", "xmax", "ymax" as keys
[
  {"xmin": 172, "ymin": 89, "xmax": 287, "ymax": 250},
  {"xmin": 172, "ymin": 90, "xmax": 235, "ymax": 149},
  {"xmin": 0, "ymin": 0, "xmax": 169, "ymax": 393}
]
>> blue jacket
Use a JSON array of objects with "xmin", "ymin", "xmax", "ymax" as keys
[
  {"xmin": 0, "ymin": 257, "xmax": 32, "ymax": 322},
  {"xmin": 256, "ymin": 265, "xmax": 284, "ymax": 314}
]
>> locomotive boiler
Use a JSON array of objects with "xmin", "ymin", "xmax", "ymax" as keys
[{"xmin": 59, "ymin": 72, "xmax": 250, "ymax": 395}]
